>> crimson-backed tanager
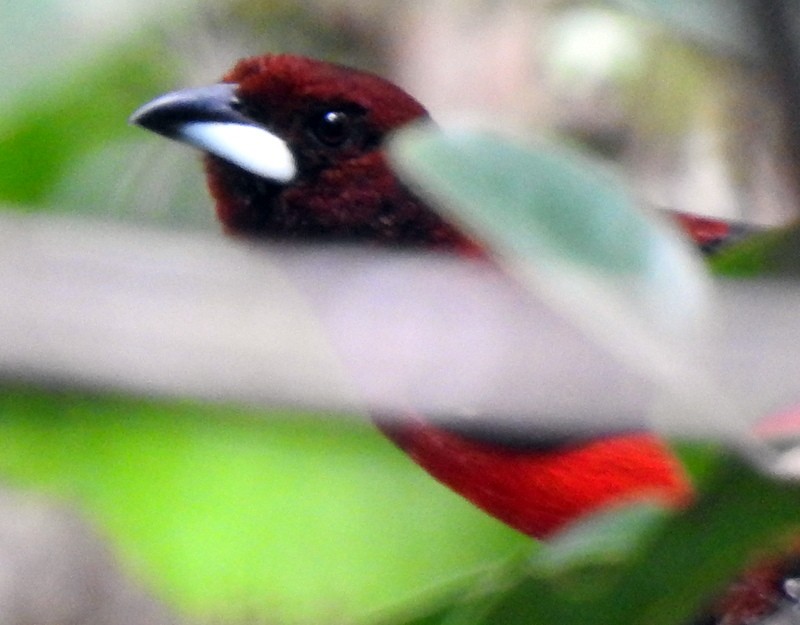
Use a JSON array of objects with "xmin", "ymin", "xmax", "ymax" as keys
[{"xmin": 131, "ymin": 54, "xmax": 796, "ymax": 624}]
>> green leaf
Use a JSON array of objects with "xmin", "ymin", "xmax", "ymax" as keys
[
  {"xmin": 710, "ymin": 225, "xmax": 800, "ymax": 276},
  {"xmin": 0, "ymin": 385, "xmax": 527, "ymax": 621},
  {"xmin": 589, "ymin": 454, "xmax": 800, "ymax": 625},
  {"xmin": 389, "ymin": 125, "xmax": 705, "ymax": 304},
  {"xmin": 531, "ymin": 504, "xmax": 667, "ymax": 578},
  {"xmin": 392, "ymin": 126, "xmax": 659, "ymax": 273},
  {"xmin": 478, "ymin": 454, "xmax": 800, "ymax": 625},
  {"xmin": 0, "ymin": 38, "xmax": 174, "ymax": 207}
]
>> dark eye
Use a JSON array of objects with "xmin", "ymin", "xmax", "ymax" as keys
[{"xmin": 311, "ymin": 110, "xmax": 352, "ymax": 146}]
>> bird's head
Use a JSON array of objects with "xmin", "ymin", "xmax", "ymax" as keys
[{"xmin": 131, "ymin": 54, "xmax": 473, "ymax": 249}]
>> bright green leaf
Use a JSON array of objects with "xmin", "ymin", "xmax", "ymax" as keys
[{"xmin": 0, "ymin": 386, "xmax": 527, "ymax": 621}]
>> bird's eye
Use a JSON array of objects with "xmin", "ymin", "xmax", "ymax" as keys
[{"xmin": 311, "ymin": 110, "xmax": 352, "ymax": 146}]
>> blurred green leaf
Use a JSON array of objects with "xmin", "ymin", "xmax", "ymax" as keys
[
  {"xmin": 0, "ymin": 38, "xmax": 174, "ymax": 207},
  {"xmin": 395, "ymin": 454, "xmax": 800, "ymax": 625},
  {"xmin": 441, "ymin": 505, "xmax": 668, "ymax": 625},
  {"xmin": 586, "ymin": 453, "xmax": 800, "ymax": 625},
  {"xmin": 0, "ymin": 386, "xmax": 527, "ymax": 621},
  {"xmin": 531, "ymin": 504, "xmax": 666, "ymax": 577},
  {"xmin": 710, "ymin": 225, "xmax": 800, "ymax": 276},
  {"xmin": 391, "ymin": 126, "xmax": 661, "ymax": 273},
  {"xmin": 388, "ymin": 125, "xmax": 704, "ymax": 295}
]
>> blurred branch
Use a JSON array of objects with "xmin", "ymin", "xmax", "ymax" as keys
[
  {"xmin": 2, "ymin": 212, "xmax": 800, "ymax": 452},
  {"xmin": 0, "ymin": 212, "xmax": 653, "ymax": 440}
]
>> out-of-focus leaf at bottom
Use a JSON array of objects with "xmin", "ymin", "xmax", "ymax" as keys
[
  {"xmin": 386, "ymin": 453, "xmax": 800, "ymax": 625},
  {"xmin": 0, "ymin": 386, "xmax": 526, "ymax": 622},
  {"xmin": 710, "ymin": 225, "xmax": 800, "ymax": 277}
]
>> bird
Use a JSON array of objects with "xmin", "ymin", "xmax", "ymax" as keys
[{"xmin": 130, "ymin": 53, "xmax": 792, "ymax": 624}]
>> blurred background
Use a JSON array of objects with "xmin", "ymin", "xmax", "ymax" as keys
[{"xmin": 0, "ymin": 1, "xmax": 797, "ymax": 624}]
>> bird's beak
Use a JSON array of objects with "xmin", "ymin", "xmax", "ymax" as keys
[{"xmin": 130, "ymin": 83, "xmax": 297, "ymax": 184}]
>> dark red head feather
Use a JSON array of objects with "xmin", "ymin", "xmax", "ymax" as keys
[
  {"xmin": 224, "ymin": 55, "xmax": 428, "ymax": 136},
  {"xmin": 199, "ymin": 54, "xmax": 475, "ymax": 250}
]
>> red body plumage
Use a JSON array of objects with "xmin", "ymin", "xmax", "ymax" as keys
[{"xmin": 379, "ymin": 420, "xmax": 690, "ymax": 537}]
